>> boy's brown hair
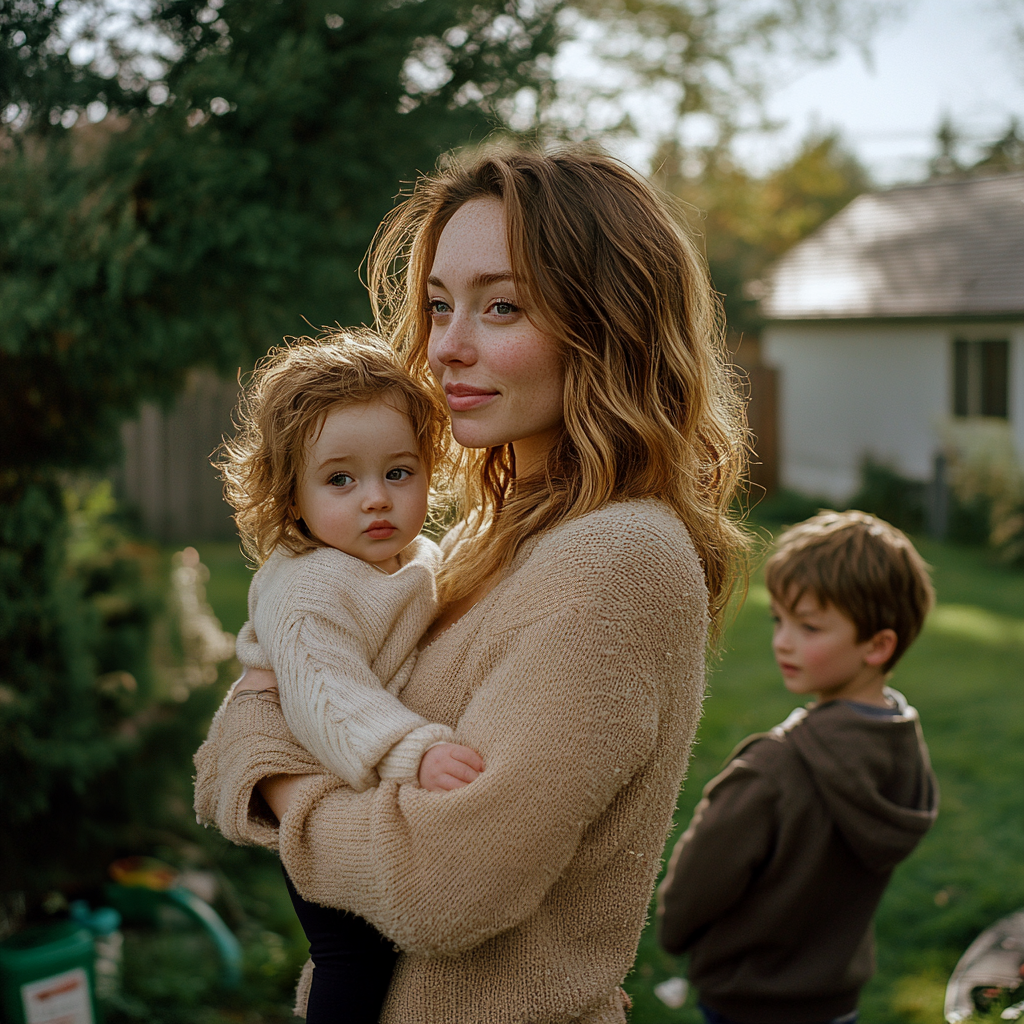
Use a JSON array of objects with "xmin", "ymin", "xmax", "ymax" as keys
[
  {"xmin": 216, "ymin": 328, "xmax": 449, "ymax": 565},
  {"xmin": 765, "ymin": 510, "xmax": 935, "ymax": 670}
]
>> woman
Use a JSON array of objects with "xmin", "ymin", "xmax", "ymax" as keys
[{"xmin": 195, "ymin": 146, "xmax": 749, "ymax": 1023}]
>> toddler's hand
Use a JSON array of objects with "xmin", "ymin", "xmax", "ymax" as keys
[{"xmin": 418, "ymin": 743, "xmax": 484, "ymax": 792}]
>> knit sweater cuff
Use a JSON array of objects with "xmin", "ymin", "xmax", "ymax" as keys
[
  {"xmin": 235, "ymin": 621, "xmax": 273, "ymax": 671},
  {"xmin": 193, "ymin": 692, "xmax": 324, "ymax": 849},
  {"xmin": 377, "ymin": 722, "xmax": 456, "ymax": 783}
]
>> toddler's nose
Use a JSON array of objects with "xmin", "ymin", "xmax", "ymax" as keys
[{"xmin": 362, "ymin": 482, "xmax": 392, "ymax": 511}]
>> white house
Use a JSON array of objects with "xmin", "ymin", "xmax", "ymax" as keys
[{"xmin": 758, "ymin": 172, "xmax": 1024, "ymax": 501}]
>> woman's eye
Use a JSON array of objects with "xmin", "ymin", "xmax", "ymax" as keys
[
  {"xmin": 490, "ymin": 300, "xmax": 519, "ymax": 316},
  {"xmin": 328, "ymin": 473, "xmax": 353, "ymax": 487},
  {"xmin": 427, "ymin": 299, "xmax": 452, "ymax": 318},
  {"xmin": 386, "ymin": 467, "xmax": 412, "ymax": 482}
]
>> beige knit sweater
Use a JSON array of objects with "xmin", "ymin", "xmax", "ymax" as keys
[
  {"xmin": 195, "ymin": 500, "xmax": 709, "ymax": 1024},
  {"xmin": 235, "ymin": 536, "xmax": 453, "ymax": 790}
]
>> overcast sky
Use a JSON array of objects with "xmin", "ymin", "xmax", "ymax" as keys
[
  {"xmin": 577, "ymin": 0, "xmax": 1024, "ymax": 185},
  {"xmin": 748, "ymin": 0, "xmax": 1024, "ymax": 183}
]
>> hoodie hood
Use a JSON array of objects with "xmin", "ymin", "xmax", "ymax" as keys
[{"xmin": 780, "ymin": 690, "xmax": 939, "ymax": 872}]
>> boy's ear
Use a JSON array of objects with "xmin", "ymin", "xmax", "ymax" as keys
[{"xmin": 863, "ymin": 628, "xmax": 898, "ymax": 667}]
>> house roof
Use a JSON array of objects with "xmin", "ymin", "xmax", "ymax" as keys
[{"xmin": 759, "ymin": 172, "xmax": 1024, "ymax": 320}]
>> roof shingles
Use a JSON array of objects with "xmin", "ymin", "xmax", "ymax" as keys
[{"xmin": 760, "ymin": 173, "xmax": 1024, "ymax": 320}]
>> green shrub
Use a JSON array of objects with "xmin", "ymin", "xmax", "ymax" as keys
[
  {"xmin": 848, "ymin": 457, "xmax": 928, "ymax": 534},
  {"xmin": 0, "ymin": 480, "xmax": 227, "ymax": 910}
]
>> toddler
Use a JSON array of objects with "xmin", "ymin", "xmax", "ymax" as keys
[
  {"xmin": 658, "ymin": 510, "xmax": 939, "ymax": 1024},
  {"xmin": 217, "ymin": 330, "xmax": 483, "ymax": 1022}
]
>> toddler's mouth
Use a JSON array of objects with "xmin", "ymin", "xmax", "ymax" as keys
[{"xmin": 365, "ymin": 520, "xmax": 396, "ymax": 539}]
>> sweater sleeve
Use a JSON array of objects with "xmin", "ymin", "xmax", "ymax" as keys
[
  {"xmin": 236, "ymin": 620, "xmax": 273, "ymax": 670},
  {"xmin": 656, "ymin": 758, "xmax": 778, "ymax": 954},
  {"xmin": 274, "ymin": 613, "xmax": 454, "ymax": 791}
]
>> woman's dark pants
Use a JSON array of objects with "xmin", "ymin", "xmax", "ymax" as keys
[{"xmin": 283, "ymin": 868, "xmax": 399, "ymax": 1023}]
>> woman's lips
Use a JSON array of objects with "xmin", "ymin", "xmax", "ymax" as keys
[
  {"xmin": 365, "ymin": 520, "xmax": 396, "ymax": 539},
  {"xmin": 445, "ymin": 383, "xmax": 498, "ymax": 412}
]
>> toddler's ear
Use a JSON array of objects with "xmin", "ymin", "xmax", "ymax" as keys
[{"xmin": 863, "ymin": 628, "xmax": 898, "ymax": 667}]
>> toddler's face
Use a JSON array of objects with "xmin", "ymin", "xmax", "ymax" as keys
[{"xmin": 293, "ymin": 399, "xmax": 430, "ymax": 573}]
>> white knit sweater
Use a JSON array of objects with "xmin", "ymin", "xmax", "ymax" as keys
[{"xmin": 235, "ymin": 535, "xmax": 453, "ymax": 790}]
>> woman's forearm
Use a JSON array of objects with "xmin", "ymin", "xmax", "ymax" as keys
[
  {"xmin": 193, "ymin": 687, "xmax": 326, "ymax": 850},
  {"xmin": 257, "ymin": 773, "xmax": 309, "ymax": 821}
]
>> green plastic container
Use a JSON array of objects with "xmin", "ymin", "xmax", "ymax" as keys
[{"xmin": 0, "ymin": 922, "xmax": 98, "ymax": 1024}]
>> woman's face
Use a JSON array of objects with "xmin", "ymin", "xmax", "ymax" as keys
[{"xmin": 426, "ymin": 198, "xmax": 564, "ymax": 474}]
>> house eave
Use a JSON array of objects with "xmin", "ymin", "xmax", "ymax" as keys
[{"xmin": 761, "ymin": 311, "xmax": 1024, "ymax": 328}]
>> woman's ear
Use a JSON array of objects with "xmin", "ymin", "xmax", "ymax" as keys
[{"xmin": 863, "ymin": 628, "xmax": 898, "ymax": 667}]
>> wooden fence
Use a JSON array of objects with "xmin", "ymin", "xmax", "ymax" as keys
[{"xmin": 116, "ymin": 370, "xmax": 242, "ymax": 543}]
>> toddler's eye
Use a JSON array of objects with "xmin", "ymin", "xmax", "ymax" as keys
[
  {"xmin": 386, "ymin": 467, "xmax": 412, "ymax": 482},
  {"xmin": 328, "ymin": 473, "xmax": 353, "ymax": 487}
]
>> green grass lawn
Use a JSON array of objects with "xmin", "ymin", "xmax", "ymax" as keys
[{"xmin": 182, "ymin": 536, "xmax": 1023, "ymax": 1024}]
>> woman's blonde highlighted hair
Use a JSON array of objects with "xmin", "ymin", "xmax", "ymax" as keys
[
  {"xmin": 369, "ymin": 146, "xmax": 749, "ymax": 634},
  {"xmin": 217, "ymin": 328, "xmax": 449, "ymax": 565}
]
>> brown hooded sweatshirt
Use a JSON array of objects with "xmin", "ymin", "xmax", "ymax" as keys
[{"xmin": 657, "ymin": 690, "xmax": 938, "ymax": 1024}]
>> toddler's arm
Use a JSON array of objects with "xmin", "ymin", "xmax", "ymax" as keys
[{"xmin": 418, "ymin": 744, "xmax": 485, "ymax": 792}]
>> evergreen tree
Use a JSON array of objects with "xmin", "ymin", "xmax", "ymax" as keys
[{"xmin": 0, "ymin": 0, "xmax": 559, "ymax": 903}]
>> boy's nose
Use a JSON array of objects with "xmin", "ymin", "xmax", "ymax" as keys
[{"xmin": 772, "ymin": 627, "xmax": 792, "ymax": 654}]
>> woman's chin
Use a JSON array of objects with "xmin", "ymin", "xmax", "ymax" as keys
[{"xmin": 450, "ymin": 423, "xmax": 508, "ymax": 450}]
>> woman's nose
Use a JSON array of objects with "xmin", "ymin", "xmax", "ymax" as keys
[{"xmin": 430, "ymin": 311, "xmax": 477, "ymax": 367}]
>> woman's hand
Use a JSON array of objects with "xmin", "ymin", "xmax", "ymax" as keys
[
  {"xmin": 230, "ymin": 666, "xmax": 279, "ymax": 698},
  {"xmin": 418, "ymin": 744, "xmax": 485, "ymax": 792},
  {"xmin": 257, "ymin": 773, "xmax": 308, "ymax": 821}
]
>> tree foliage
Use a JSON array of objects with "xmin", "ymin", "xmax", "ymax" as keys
[
  {"xmin": 0, "ymin": 0, "xmax": 560, "ymax": 902},
  {"xmin": 549, "ymin": 0, "xmax": 892, "ymax": 144},
  {"xmin": 929, "ymin": 114, "xmax": 1024, "ymax": 179},
  {"xmin": 653, "ymin": 133, "xmax": 870, "ymax": 336}
]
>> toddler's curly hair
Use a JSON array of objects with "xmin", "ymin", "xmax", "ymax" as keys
[{"xmin": 217, "ymin": 328, "xmax": 449, "ymax": 565}]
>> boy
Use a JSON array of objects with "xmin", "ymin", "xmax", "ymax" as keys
[{"xmin": 657, "ymin": 510, "xmax": 939, "ymax": 1024}]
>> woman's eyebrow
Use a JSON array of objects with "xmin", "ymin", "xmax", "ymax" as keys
[{"xmin": 427, "ymin": 271, "xmax": 514, "ymax": 289}]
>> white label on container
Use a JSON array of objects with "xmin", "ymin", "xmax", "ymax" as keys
[{"xmin": 21, "ymin": 968, "xmax": 94, "ymax": 1024}]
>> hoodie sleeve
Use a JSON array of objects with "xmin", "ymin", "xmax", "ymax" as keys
[{"xmin": 657, "ymin": 757, "xmax": 778, "ymax": 954}]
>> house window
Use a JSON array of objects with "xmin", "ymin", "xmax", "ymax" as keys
[{"xmin": 953, "ymin": 339, "xmax": 1009, "ymax": 418}]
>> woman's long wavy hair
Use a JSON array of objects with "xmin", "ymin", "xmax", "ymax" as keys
[{"xmin": 369, "ymin": 145, "xmax": 750, "ymax": 636}]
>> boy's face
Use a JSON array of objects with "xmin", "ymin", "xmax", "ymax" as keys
[
  {"xmin": 293, "ymin": 399, "xmax": 430, "ymax": 573},
  {"xmin": 770, "ymin": 589, "xmax": 895, "ymax": 705}
]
